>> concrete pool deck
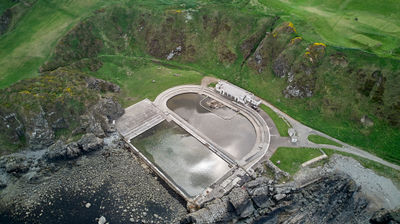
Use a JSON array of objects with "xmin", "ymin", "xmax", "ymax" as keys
[
  {"xmin": 154, "ymin": 85, "xmax": 271, "ymax": 170},
  {"xmin": 116, "ymin": 79, "xmax": 400, "ymax": 209},
  {"xmin": 116, "ymin": 84, "xmax": 271, "ymax": 205}
]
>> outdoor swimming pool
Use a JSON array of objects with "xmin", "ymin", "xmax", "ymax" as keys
[
  {"xmin": 131, "ymin": 120, "xmax": 231, "ymax": 198},
  {"xmin": 167, "ymin": 93, "xmax": 257, "ymax": 160}
]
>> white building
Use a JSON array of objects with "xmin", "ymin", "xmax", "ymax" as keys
[{"xmin": 215, "ymin": 80, "xmax": 261, "ymax": 108}]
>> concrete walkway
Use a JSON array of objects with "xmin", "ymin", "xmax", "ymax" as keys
[
  {"xmin": 154, "ymin": 85, "xmax": 271, "ymax": 170},
  {"xmin": 260, "ymin": 100, "xmax": 400, "ymax": 171}
]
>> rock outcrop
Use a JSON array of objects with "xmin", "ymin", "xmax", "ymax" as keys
[
  {"xmin": 370, "ymin": 208, "xmax": 400, "ymax": 224},
  {"xmin": 0, "ymin": 134, "xmax": 187, "ymax": 223},
  {"xmin": 45, "ymin": 133, "xmax": 104, "ymax": 161},
  {"xmin": 0, "ymin": 69, "xmax": 124, "ymax": 152},
  {"xmin": 182, "ymin": 173, "xmax": 372, "ymax": 224},
  {"xmin": 0, "ymin": 9, "xmax": 12, "ymax": 35},
  {"xmin": 37, "ymin": 4, "xmax": 400, "ymax": 128}
]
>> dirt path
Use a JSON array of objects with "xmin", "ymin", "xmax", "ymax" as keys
[{"xmin": 201, "ymin": 76, "xmax": 219, "ymax": 87}]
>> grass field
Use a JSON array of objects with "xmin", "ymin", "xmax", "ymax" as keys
[
  {"xmin": 0, "ymin": 0, "xmax": 399, "ymax": 166},
  {"xmin": 0, "ymin": 0, "xmax": 121, "ymax": 89},
  {"xmin": 308, "ymin": 134, "xmax": 342, "ymax": 147},
  {"xmin": 260, "ymin": 104, "xmax": 290, "ymax": 137},
  {"xmin": 255, "ymin": 0, "xmax": 400, "ymax": 58},
  {"xmin": 270, "ymin": 147, "xmax": 322, "ymax": 175},
  {"xmin": 243, "ymin": 72, "xmax": 400, "ymax": 165},
  {"xmin": 0, "ymin": 0, "xmax": 18, "ymax": 14},
  {"xmin": 87, "ymin": 56, "xmax": 203, "ymax": 107}
]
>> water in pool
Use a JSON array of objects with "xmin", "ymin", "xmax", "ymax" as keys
[
  {"xmin": 131, "ymin": 120, "xmax": 231, "ymax": 198},
  {"xmin": 167, "ymin": 93, "xmax": 257, "ymax": 160}
]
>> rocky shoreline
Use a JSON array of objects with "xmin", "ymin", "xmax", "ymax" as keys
[
  {"xmin": 2, "ymin": 131, "xmax": 399, "ymax": 224},
  {"xmin": 180, "ymin": 154, "xmax": 400, "ymax": 223},
  {"xmin": 0, "ymin": 133, "xmax": 187, "ymax": 223},
  {"xmin": 0, "ymin": 76, "xmax": 399, "ymax": 223},
  {"xmin": 183, "ymin": 173, "xmax": 370, "ymax": 223},
  {"xmin": 1, "ymin": 130, "xmax": 399, "ymax": 223}
]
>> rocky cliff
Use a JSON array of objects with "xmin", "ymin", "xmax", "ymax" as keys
[
  {"xmin": 182, "ymin": 173, "xmax": 372, "ymax": 224},
  {"xmin": 38, "ymin": 3, "xmax": 400, "ymax": 131},
  {"xmin": 0, "ymin": 0, "xmax": 37, "ymax": 36},
  {"xmin": 0, "ymin": 68, "xmax": 123, "ymax": 153}
]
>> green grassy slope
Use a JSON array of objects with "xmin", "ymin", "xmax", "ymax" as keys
[
  {"xmin": 0, "ymin": 0, "xmax": 399, "ymax": 165},
  {"xmin": 0, "ymin": 0, "xmax": 18, "ymax": 14},
  {"xmin": 260, "ymin": 104, "xmax": 290, "ymax": 137},
  {"xmin": 255, "ymin": 0, "xmax": 400, "ymax": 58},
  {"xmin": 0, "ymin": 0, "xmax": 121, "ymax": 89},
  {"xmin": 244, "ymin": 69, "xmax": 400, "ymax": 165},
  {"xmin": 86, "ymin": 56, "xmax": 203, "ymax": 107},
  {"xmin": 308, "ymin": 134, "xmax": 342, "ymax": 147}
]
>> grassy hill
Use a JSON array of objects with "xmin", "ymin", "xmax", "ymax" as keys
[
  {"xmin": 255, "ymin": 0, "xmax": 400, "ymax": 58},
  {"xmin": 0, "ymin": 0, "xmax": 399, "ymax": 165},
  {"xmin": 0, "ymin": 0, "xmax": 118, "ymax": 89}
]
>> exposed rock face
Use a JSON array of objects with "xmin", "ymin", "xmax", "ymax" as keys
[
  {"xmin": 0, "ymin": 134, "xmax": 187, "ymax": 223},
  {"xmin": 37, "ymin": 5, "xmax": 400, "ymax": 127},
  {"xmin": 370, "ymin": 208, "xmax": 400, "ymax": 224},
  {"xmin": 1, "ymin": 154, "xmax": 30, "ymax": 177},
  {"xmin": 92, "ymin": 98, "xmax": 124, "ymax": 123},
  {"xmin": 40, "ymin": 21, "xmax": 104, "ymax": 71},
  {"xmin": 247, "ymin": 22, "xmax": 297, "ymax": 74},
  {"xmin": 86, "ymin": 77, "xmax": 120, "ymax": 93},
  {"xmin": 182, "ymin": 173, "xmax": 372, "ymax": 224},
  {"xmin": 27, "ymin": 108, "xmax": 56, "ymax": 150},
  {"xmin": 45, "ymin": 133, "xmax": 104, "ymax": 161},
  {"xmin": 0, "ymin": 69, "xmax": 124, "ymax": 152},
  {"xmin": 229, "ymin": 187, "xmax": 255, "ymax": 218},
  {"xmin": 280, "ymin": 43, "xmax": 326, "ymax": 98},
  {"xmin": 245, "ymin": 23, "xmax": 326, "ymax": 99},
  {"xmin": 0, "ymin": 9, "xmax": 12, "ymax": 35},
  {"xmin": 329, "ymin": 53, "xmax": 348, "ymax": 67}
]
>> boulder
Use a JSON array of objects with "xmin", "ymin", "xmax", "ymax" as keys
[
  {"xmin": 273, "ymin": 193, "xmax": 286, "ymax": 201},
  {"xmin": 77, "ymin": 133, "xmax": 104, "ymax": 152},
  {"xmin": 45, "ymin": 140, "xmax": 67, "ymax": 161},
  {"xmin": 251, "ymin": 185, "xmax": 274, "ymax": 208},
  {"xmin": 185, "ymin": 198, "xmax": 233, "ymax": 223},
  {"xmin": 98, "ymin": 216, "xmax": 106, "ymax": 224},
  {"xmin": 45, "ymin": 134, "xmax": 104, "ymax": 161},
  {"xmin": 86, "ymin": 77, "xmax": 120, "ymax": 93},
  {"xmin": 228, "ymin": 187, "xmax": 255, "ymax": 218},
  {"xmin": 66, "ymin": 143, "xmax": 81, "ymax": 159},
  {"xmin": 0, "ymin": 9, "xmax": 12, "ymax": 35},
  {"xmin": 370, "ymin": 208, "xmax": 400, "ymax": 224},
  {"xmin": 0, "ymin": 178, "xmax": 7, "ymax": 189},
  {"xmin": 361, "ymin": 115, "xmax": 374, "ymax": 127},
  {"xmin": 93, "ymin": 98, "xmax": 124, "ymax": 122},
  {"xmin": 245, "ymin": 177, "xmax": 270, "ymax": 189},
  {"xmin": 4, "ymin": 154, "xmax": 29, "ymax": 175}
]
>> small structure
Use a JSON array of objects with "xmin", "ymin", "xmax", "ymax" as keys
[{"xmin": 215, "ymin": 80, "xmax": 261, "ymax": 108}]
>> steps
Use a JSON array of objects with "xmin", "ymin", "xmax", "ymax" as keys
[{"xmin": 125, "ymin": 114, "xmax": 164, "ymax": 140}]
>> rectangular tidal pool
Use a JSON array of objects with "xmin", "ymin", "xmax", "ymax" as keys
[{"xmin": 130, "ymin": 120, "xmax": 231, "ymax": 198}]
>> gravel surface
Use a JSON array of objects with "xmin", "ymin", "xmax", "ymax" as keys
[
  {"xmin": 294, "ymin": 154, "xmax": 400, "ymax": 210},
  {"xmin": 326, "ymin": 155, "xmax": 400, "ymax": 210},
  {"xmin": 0, "ymin": 145, "xmax": 187, "ymax": 224}
]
